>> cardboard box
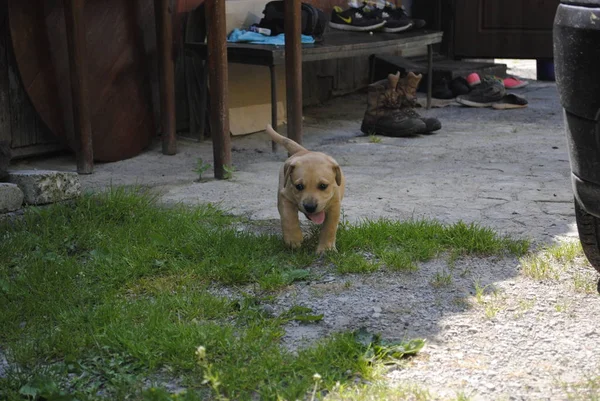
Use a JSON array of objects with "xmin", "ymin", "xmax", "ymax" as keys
[{"xmin": 226, "ymin": 0, "xmax": 287, "ymax": 135}]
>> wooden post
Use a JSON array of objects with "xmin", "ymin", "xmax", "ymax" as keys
[
  {"xmin": 205, "ymin": 0, "xmax": 231, "ymax": 179},
  {"xmin": 284, "ymin": 0, "xmax": 302, "ymax": 144},
  {"xmin": 155, "ymin": 0, "xmax": 177, "ymax": 155},
  {"xmin": 63, "ymin": 0, "xmax": 93, "ymax": 174}
]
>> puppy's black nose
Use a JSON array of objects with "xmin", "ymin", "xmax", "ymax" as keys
[{"xmin": 304, "ymin": 203, "xmax": 317, "ymax": 213}]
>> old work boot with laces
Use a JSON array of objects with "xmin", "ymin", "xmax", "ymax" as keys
[
  {"xmin": 397, "ymin": 72, "xmax": 442, "ymax": 134},
  {"xmin": 361, "ymin": 72, "xmax": 426, "ymax": 137}
]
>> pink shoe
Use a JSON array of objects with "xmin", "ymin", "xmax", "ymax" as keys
[
  {"xmin": 503, "ymin": 76, "xmax": 529, "ymax": 89},
  {"xmin": 466, "ymin": 72, "xmax": 481, "ymax": 87}
]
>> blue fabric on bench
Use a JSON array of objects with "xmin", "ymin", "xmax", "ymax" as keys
[{"xmin": 227, "ymin": 29, "xmax": 315, "ymax": 45}]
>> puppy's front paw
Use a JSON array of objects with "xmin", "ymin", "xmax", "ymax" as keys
[
  {"xmin": 283, "ymin": 229, "xmax": 303, "ymax": 249},
  {"xmin": 285, "ymin": 238, "xmax": 303, "ymax": 249},
  {"xmin": 316, "ymin": 243, "xmax": 337, "ymax": 254}
]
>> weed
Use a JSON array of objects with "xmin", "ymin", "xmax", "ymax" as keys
[
  {"xmin": 514, "ymin": 298, "xmax": 536, "ymax": 318},
  {"xmin": 369, "ymin": 134, "xmax": 382, "ymax": 144},
  {"xmin": 554, "ymin": 299, "xmax": 572, "ymax": 313},
  {"xmin": 430, "ymin": 269, "xmax": 452, "ymax": 288},
  {"xmin": 223, "ymin": 164, "xmax": 236, "ymax": 180},
  {"xmin": 193, "ymin": 158, "xmax": 211, "ymax": 180},
  {"xmin": 561, "ymin": 375, "xmax": 600, "ymax": 401},
  {"xmin": 573, "ymin": 271, "xmax": 597, "ymax": 294},
  {"xmin": 520, "ymin": 241, "xmax": 584, "ymax": 281},
  {"xmin": 520, "ymin": 253, "xmax": 560, "ymax": 280},
  {"xmin": 484, "ymin": 302, "xmax": 501, "ymax": 319}
]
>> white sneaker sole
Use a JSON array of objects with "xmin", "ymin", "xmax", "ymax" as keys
[
  {"xmin": 382, "ymin": 23, "xmax": 413, "ymax": 33},
  {"xmin": 329, "ymin": 21, "xmax": 386, "ymax": 32},
  {"xmin": 455, "ymin": 97, "xmax": 495, "ymax": 107}
]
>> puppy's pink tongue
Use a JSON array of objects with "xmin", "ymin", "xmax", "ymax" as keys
[{"xmin": 307, "ymin": 211, "xmax": 326, "ymax": 225}]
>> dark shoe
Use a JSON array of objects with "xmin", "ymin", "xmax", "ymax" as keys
[
  {"xmin": 491, "ymin": 93, "xmax": 528, "ymax": 110},
  {"xmin": 361, "ymin": 73, "xmax": 426, "ymax": 137},
  {"xmin": 449, "ymin": 76, "xmax": 470, "ymax": 97},
  {"xmin": 364, "ymin": 2, "xmax": 413, "ymax": 33},
  {"xmin": 330, "ymin": 5, "xmax": 386, "ymax": 31},
  {"xmin": 456, "ymin": 76, "xmax": 505, "ymax": 107},
  {"xmin": 403, "ymin": 108, "xmax": 442, "ymax": 134},
  {"xmin": 432, "ymin": 78, "xmax": 454, "ymax": 99},
  {"xmin": 382, "ymin": 2, "xmax": 426, "ymax": 30}
]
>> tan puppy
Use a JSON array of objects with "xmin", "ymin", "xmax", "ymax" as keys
[{"xmin": 266, "ymin": 124, "xmax": 345, "ymax": 253}]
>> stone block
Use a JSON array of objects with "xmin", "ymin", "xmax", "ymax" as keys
[
  {"xmin": 8, "ymin": 170, "xmax": 81, "ymax": 205},
  {"xmin": 0, "ymin": 182, "xmax": 24, "ymax": 213}
]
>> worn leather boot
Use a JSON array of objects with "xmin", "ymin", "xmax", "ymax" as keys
[
  {"xmin": 397, "ymin": 72, "xmax": 442, "ymax": 134},
  {"xmin": 361, "ymin": 72, "xmax": 426, "ymax": 137}
]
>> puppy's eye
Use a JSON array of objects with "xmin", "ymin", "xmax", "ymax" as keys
[
  {"xmin": 318, "ymin": 183, "xmax": 328, "ymax": 190},
  {"xmin": 295, "ymin": 184, "xmax": 304, "ymax": 191}
]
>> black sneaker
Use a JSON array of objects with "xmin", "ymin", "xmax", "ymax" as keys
[
  {"xmin": 456, "ymin": 76, "xmax": 505, "ymax": 107},
  {"xmin": 330, "ymin": 5, "xmax": 386, "ymax": 31},
  {"xmin": 360, "ymin": 2, "xmax": 412, "ymax": 33},
  {"xmin": 382, "ymin": 2, "xmax": 426, "ymax": 30},
  {"xmin": 449, "ymin": 76, "xmax": 470, "ymax": 97},
  {"xmin": 432, "ymin": 78, "xmax": 454, "ymax": 99}
]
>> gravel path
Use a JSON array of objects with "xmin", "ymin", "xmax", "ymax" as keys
[{"xmin": 271, "ymin": 251, "xmax": 600, "ymax": 400}]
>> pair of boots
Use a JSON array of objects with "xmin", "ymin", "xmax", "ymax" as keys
[{"xmin": 361, "ymin": 71, "xmax": 441, "ymax": 137}]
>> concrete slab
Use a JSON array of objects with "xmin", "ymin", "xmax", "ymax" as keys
[
  {"xmin": 8, "ymin": 170, "xmax": 81, "ymax": 205},
  {"xmin": 12, "ymin": 79, "xmax": 574, "ymax": 245}
]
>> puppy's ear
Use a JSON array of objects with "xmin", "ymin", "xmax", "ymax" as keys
[
  {"xmin": 283, "ymin": 160, "xmax": 296, "ymax": 187},
  {"xmin": 333, "ymin": 165, "xmax": 342, "ymax": 187},
  {"xmin": 327, "ymin": 156, "xmax": 342, "ymax": 186}
]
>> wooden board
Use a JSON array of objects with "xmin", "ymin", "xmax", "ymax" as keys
[{"xmin": 8, "ymin": 0, "xmax": 158, "ymax": 162}]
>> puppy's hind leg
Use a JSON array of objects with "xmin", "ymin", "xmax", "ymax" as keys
[{"xmin": 279, "ymin": 198, "xmax": 303, "ymax": 249}]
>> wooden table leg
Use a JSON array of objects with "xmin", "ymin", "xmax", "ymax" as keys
[
  {"xmin": 205, "ymin": 0, "xmax": 231, "ymax": 179},
  {"xmin": 270, "ymin": 64, "xmax": 278, "ymax": 152},
  {"xmin": 427, "ymin": 44, "xmax": 433, "ymax": 110},
  {"xmin": 63, "ymin": 0, "xmax": 93, "ymax": 174},
  {"xmin": 284, "ymin": 0, "xmax": 302, "ymax": 144},
  {"xmin": 155, "ymin": 0, "xmax": 177, "ymax": 155}
]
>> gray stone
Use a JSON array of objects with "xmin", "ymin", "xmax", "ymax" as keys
[
  {"xmin": 8, "ymin": 170, "xmax": 81, "ymax": 205},
  {"xmin": 0, "ymin": 183, "xmax": 24, "ymax": 213}
]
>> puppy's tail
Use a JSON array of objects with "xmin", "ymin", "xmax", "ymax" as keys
[{"xmin": 266, "ymin": 124, "xmax": 307, "ymax": 155}]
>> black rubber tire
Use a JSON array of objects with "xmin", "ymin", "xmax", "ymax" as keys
[{"xmin": 574, "ymin": 197, "xmax": 600, "ymax": 273}]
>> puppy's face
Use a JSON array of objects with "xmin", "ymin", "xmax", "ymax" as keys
[{"xmin": 284, "ymin": 152, "xmax": 342, "ymax": 218}]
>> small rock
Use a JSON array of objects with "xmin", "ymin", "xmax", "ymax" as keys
[
  {"xmin": 0, "ymin": 183, "xmax": 24, "ymax": 213},
  {"xmin": 262, "ymin": 305, "xmax": 275, "ymax": 316},
  {"xmin": 372, "ymin": 313, "xmax": 381, "ymax": 319},
  {"xmin": 373, "ymin": 306, "xmax": 382, "ymax": 313}
]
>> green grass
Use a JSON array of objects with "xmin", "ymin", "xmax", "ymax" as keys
[{"xmin": 0, "ymin": 188, "xmax": 529, "ymax": 400}]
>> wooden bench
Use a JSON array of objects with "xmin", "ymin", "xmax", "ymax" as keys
[{"xmin": 186, "ymin": 29, "xmax": 443, "ymax": 135}]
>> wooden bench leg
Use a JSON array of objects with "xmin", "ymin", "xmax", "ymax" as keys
[
  {"xmin": 155, "ymin": 0, "xmax": 177, "ymax": 155},
  {"xmin": 63, "ymin": 0, "xmax": 93, "ymax": 174},
  {"xmin": 284, "ymin": 0, "xmax": 302, "ymax": 145},
  {"xmin": 427, "ymin": 44, "xmax": 433, "ymax": 110},
  {"xmin": 270, "ymin": 64, "xmax": 278, "ymax": 152},
  {"xmin": 206, "ymin": 0, "xmax": 231, "ymax": 179}
]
